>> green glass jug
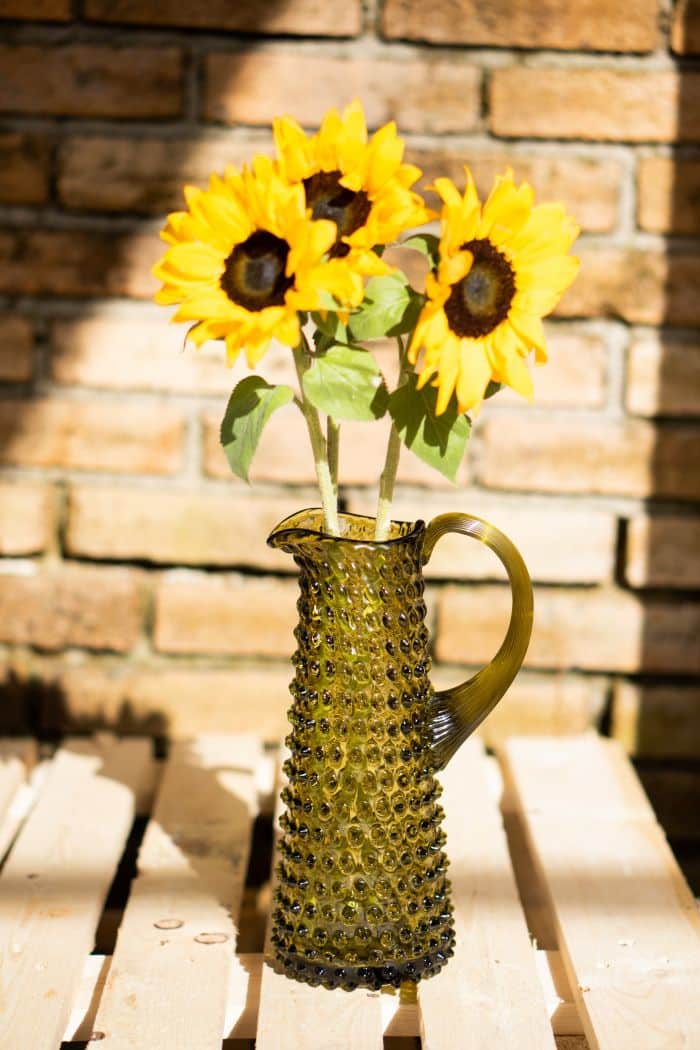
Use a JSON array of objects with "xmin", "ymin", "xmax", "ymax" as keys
[{"xmin": 267, "ymin": 508, "xmax": 533, "ymax": 992}]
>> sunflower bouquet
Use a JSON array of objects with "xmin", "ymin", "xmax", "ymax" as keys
[{"xmin": 153, "ymin": 101, "xmax": 579, "ymax": 540}]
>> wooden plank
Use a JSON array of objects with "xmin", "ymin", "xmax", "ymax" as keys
[
  {"xmin": 90, "ymin": 733, "xmax": 262, "ymax": 1050},
  {"xmin": 255, "ymin": 753, "xmax": 384, "ymax": 1050},
  {"xmin": 0, "ymin": 738, "xmax": 37, "ymax": 863},
  {"xmin": 0, "ymin": 736, "xmax": 150, "ymax": 1050},
  {"xmin": 501, "ymin": 735, "xmax": 700, "ymax": 1050},
  {"xmin": 418, "ymin": 737, "xmax": 557, "ymax": 1049}
]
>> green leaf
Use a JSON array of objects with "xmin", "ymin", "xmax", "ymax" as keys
[
  {"xmin": 220, "ymin": 377, "xmax": 294, "ymax": 482},
  {"xmin": 401, "ymin": 232, "xmax": 440, "ymax": 266},
  {"xmin": 388, "ymin": 375, "xmax": 470, "ymax": 482},
  {"xmin": 347, "ymin": 273, "xmax": 424, "ymax": 341},
  {"xmin": 302, "ymin": 346, "xmax": 389, "ymax": 422}
]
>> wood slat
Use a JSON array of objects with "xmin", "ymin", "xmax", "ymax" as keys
[
  {"xmin": 87, "ymin": 734, "xmax": 263, "ymax": 1050},
  {"xmin": 0, "ymin": 736, "xmax": 150, "ymax": 1050},
  {"xmin": 0, "ymin": 738, "xmax": 37, "ymax": 863},
  {"xmin": 255, "ymin": 753, "xmax": 384, "ymax": 1050},
  {"xmin": 418, "ymin": 737, "xmax": 557, "ymax": 1049},
  {"xmin": 501, "ymin": 735, "xmax": 700, "ymax": 1050}
]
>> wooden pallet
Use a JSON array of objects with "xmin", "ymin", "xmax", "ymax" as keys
[{"xmin": 0, "ymin": 731, "xmax": 698, "ymax": 1049}]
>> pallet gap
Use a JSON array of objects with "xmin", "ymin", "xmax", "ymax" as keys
[{"xmin": 93, "ymin": 814, "xmax": 148, "ymax": 955}]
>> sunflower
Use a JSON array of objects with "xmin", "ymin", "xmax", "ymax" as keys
[
  {"xmin": 152, "ymin": 155, "xmax": 363, "ymax": 366},
  {"xmin": 273, "ymin": 100, "xmax": 433, "ymax": 274},
  {"xmin": 408, "ymin": 169, "xmax": 580, "ymax": 415}
]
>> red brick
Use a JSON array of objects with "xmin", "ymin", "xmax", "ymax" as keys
[
  {"xmin": 0, "ymin": 399, "xmax": 183, "ymax": 474},
  {"xmin": 409, "ymin": 148, "xmax": 621, "ymax": 234},
  {"xmin": 0, "ymin": 229, "xmax": 160, "ymax": 299},
  {"xmin": 626, "ymin": 337, "xmax": 700, "ymax": 417},
  {"xmin": 626, "ymin": 514, "xmax": 700, "ymax": 589},
  {"xmin": 612, "ymin": 681, "xmax": 700, "ymax": 758},
  {"xmin": 0, "ymin": 482, "xmax": 53, "ymax": 555},
  {"xmin": 490, "ymin": 69, "xmax": 700, "ymax": 143},
  {"xmin": 204, "ymin": 51, "xmax": 480, "ymax": 133},
  {"xmin": 480, "ymin": 417, "xmax": 700, "ymax": 501},
  {"xmin": 672, "ymin": 0, "xmax": 700, "ymax": 53},
  {"xmin": 0, "ymin": 315, "xmax": 33, "ymax": 383},
  {"xmin": 67, "ymin": 486, "xmax": 304, "ymax": 570},
  {"xmin": 432, "ymin": 667, "xmax": 606, "ymax": 746},
  {"xmin": 558, "ymin": 248, "xmax": 700, "ymax": 326},
  {"xmin": 637, "ymin": 157, "xmax": 700, "ymax": 234},
  {"xmin": 383, "ymin": 0, "xmax": 657, "ymax": 50},
  {"xmin": 0, "ymin": 45, "xmax": 182, "ymax": 119},
  {"xmin": 436, "ymin": 584, "xmax": 700, "ymax": 674},
  {"xmin": 85, "ymin": 0, "xmax": 362, "ymax": 36},
  {"xmin": 57, "ymin": 135, "xmax": 272, "ymax": 214},
  {"xmin": 348, "ymin": 491, "xmax": 616, "ymax": 584},
  {"xmin": 0, "ymin": 0, "xmax": 71, "ymax": 17},
  {"xmin": 0, "ymin": 132, "xmax": 50, "ymax": 205},
  {"xmin": 0, "ymin": 563, "xmax": 143, "ymax": 652},
  {"xmin": 44, "ymin": 662, "xmax": 292, "ymax": 739},
  {"xmin": 155, "ymin": 574, "xmax": 297, "ymax": 656}
]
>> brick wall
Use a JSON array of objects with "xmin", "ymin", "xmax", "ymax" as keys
[{"xmin": 0, "ymin": 2, "xmax": 699, "ymax": 874}]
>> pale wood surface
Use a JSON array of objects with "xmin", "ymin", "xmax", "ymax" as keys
[
  {"xmin": 501, "ymin": 735, "xmax": 700, "ymax": 1050},
  {"xmin": 90, "ymin": 734, "xmax": 263, "ymax": 1050},
  {"xmin": 419, "ymin": 737, "xmax": 557, "ymax": 1049},
  {"xmin": 255, "ymin": 752, "xmax": 385, "ymax": 1050},
  {"xmin": 0, "ymin": 737, "xmax": 150, "ymax": 1050},
  {"xmin": 0, "ymin": 738, "xmax": 37, "ymax": 862}
]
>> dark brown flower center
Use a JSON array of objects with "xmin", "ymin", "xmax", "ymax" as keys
[
  {"xmin": 220, "ymin": 230, "xmax": 294, "ymax": 311},
  {"xmin": 444, "ymin": 238, "xmax": 516, "ymax": 338},
  {"xmin": 303, "ymin": 170, "xmax": 371, "ymax": 258}
]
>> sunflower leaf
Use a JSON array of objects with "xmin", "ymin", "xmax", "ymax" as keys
[
  {"xmin": 388, "ymin": 375, "xmax": 470, "ymax": 482},
  {"xmin": 302, "ymin": 346, "xmax": 389, "ymax": 422},
  {"xmin": 402, "ymin": 232, "xmax": 440, "ymax": 267},
  {"xmin": 220, "ymin": 377, "xmax": 295, "ymax": 482},
  {"xmin": 347, "ymin": 273, "xmax": 423, "ymax": 341}
]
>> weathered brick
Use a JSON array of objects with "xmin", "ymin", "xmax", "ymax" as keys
[
  {"xmin": 0, "ymin": 45, "xmax": 182, "ymax": 118},
  {"xmin": 382, "ymin": 0, "xmax": 657, "ymax": 51},
  {"xmin": 637, "ymin": 156, "xmax": 700, "ymax": 234},
  {"xmin": 490, "ymin": 69, "xmax": 700, "ymax": 143},
  {"xmin": 436, "ymin": 584, "xmax": 700, "ymax": 674},
  {"xmin": 348, "ymin": 491, "xmax": 616, "ymax": 584},
  {"xmin": 0, "ymin": 482, "xmax": 53, "ymax": 555},
  {"xmin": 42, "ymin": 662, "xmax": 292, "ymax": 739},
  {"xmin": 0, "ymin": 132, "xmax": 50, "ymax": 205},
  {"xmin": 0, "ymin": 315, "xmax": 33, "ymax": 383},
  {"xmin": 558, "ymin": 248, "xmax": 700, "ymax": 326},
  {"xmin": 57, "ymin": 135, "xmax": 272, "ymax": 214},
  {"xmin": 626, "ymin": 337, "xmax": 700, "ymax": 417},
  {"xmin": 85, "ymin": 0, "xmax": 362, "ymax": 36},
  {"xmin": 0, "ymin": 0, "xmax": 71, "ymax": 17},
  {"xmin": 672, "ymin": 0, "xmax": 700, "ymax": 53},
  {"xmin": 0, "ymin": 229, "xmax": 160, "ymax": 299},
  {"xmin": 204, "ymin": 51, "xmax": 480, "ymax": 133},
  {"xmin": 480, "ymin": 417, "xmax": 700, "ymax": 501},
  {"xmin": 626, "ymin": 514, "xmax": 700, "ymax": 589},
  {"xmin": 0, "ymin": 399, "xmax": 183, "ymax": 474},
  {"xmin": 432, "ymin": 667, "xmax": 606, "ymax": 746},
  {"xmin": 0, "ymin": 563, "xmax": 143, "ymax": 652},
  {"xmin": 612, "ymin": 681, "xmax": 700, "ymax": 758},
  {"xmin": 204, "ymin": 409, "xmax": 470, "ymax": 488},
  {"xmin": 502, "ymin": 328, "xmax": 606, "ymax": 407},
  {"xmin": 155, "ymin": 574, "xmax": 297, "ymax": 656},
  {"xmin": 409, "ymin": 148, "xmax": 621, "ymax": 234},
  {"xmin": 67, "ymin": 486, "xmax": 303, "ymax": 570}
]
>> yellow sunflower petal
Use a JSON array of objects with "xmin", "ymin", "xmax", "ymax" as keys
[{"xmin": 455, "ymin": 342, "xmax": 492, "ymax": 413}]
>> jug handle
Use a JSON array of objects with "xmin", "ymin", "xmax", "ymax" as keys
[{"xmin": 422, "ymin": 513, "xmax": 533, "ymax": 769}]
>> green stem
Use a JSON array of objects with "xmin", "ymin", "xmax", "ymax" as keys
[
  {"xmin": 374, "ymin": 337, "xmax": 408, "ymax": 542},
  {"xmin": 293, "ymin": 340, "xmax": 340, "ymax": 536},
  {"xmin": 327, "ymin": 417, "xmax": 340, "ymax": 496}
]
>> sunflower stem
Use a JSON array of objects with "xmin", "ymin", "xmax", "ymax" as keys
[
  {"xmin": 293, "ymin": 338, "xmax": 340, "ymax": 536},
  {"xmin": 327, "ymin": 416, "xmax": 340, "ymax": 496},
  {"xmin": 374, "ymin": 337, "xmax": 408, "ymax": 541}
]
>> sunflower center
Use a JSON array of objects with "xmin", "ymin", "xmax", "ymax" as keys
[
  {"xmin": 444, "ymin": 238, "xmax": 516, "ymax": 338},
  {"xmin": 220, "ymin": 230, "xmax": 294, "ymax": 311},
  {"xmin": 303, "ymin": 170, "xmax": 371, "ymax": 258}
]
